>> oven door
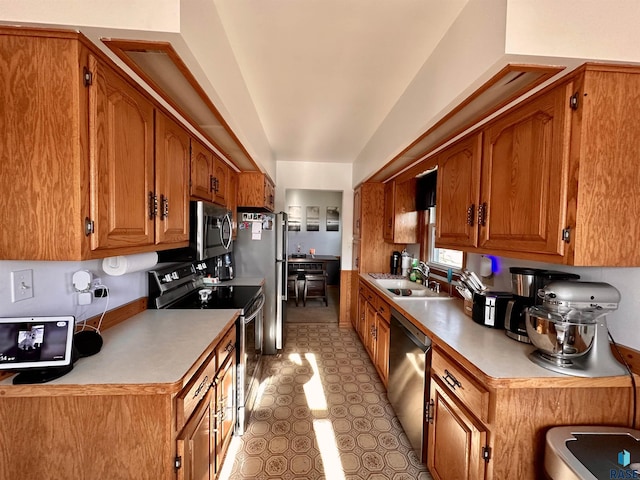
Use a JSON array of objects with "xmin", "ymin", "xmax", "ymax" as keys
[{"xmin": 237, "ymin": 292, "xmax": 265, "ymax": 435}]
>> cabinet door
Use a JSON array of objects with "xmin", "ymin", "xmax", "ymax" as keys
[
  {"xmin": 374, "ymin": 317, "xmax": 390, "ymax": 385},
  {"xmin": 427, "ymin": 380, "xmax": 487, "ymax": 480},
  {"xmin": 480, "ymin": 88, "xmax": 569, "ymax": 255},
  {"xmin": 353, "ymin": 187, "xmax": 362, "ymax": 239},
  {"xmin": 227, "ymin": 169, "xmax": 238, "ymax": 239},
  {"xmin": 265, "ymin": 177, "xmax": 275, "ymax": 211},
  {"xmin": 214, "ymin": 355, "xmax": 236, "ymax": 474},
  {"xmin": 435, "ymin": 133, "xmax": 482, "ymax": 249},
  {"xmin": 356, "ymin": 292, "xmax": 366, "ymax": 339},
  {"xmin": 212, "ymin": 158, "xmax": 228, "ymax": 206},
  {"xmin": 364, "ymin": 301, "xmax": 377, "ymax": 359},
  {"xmin": 155, "ymin": 111, "xmax": 190, "ymax": 245},
  {"xmin": 191, "ymin": 139, "xmax": 214, "ymax": 202},
  {"xmin": 352, "ymin": 239, "xmax": 361, "ymax": 272},
  {"xmin": 88, "ymin": 54, "xmax": 155, "ymax": 251},
  {"xmin": 176, "ymin": 387, "xmax": 213, "ymax": 480},
  {"xmin": 383, "ymin": 181, "xmax": 395, "ymax": 242}
]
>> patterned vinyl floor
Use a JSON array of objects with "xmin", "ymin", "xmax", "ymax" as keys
[{"xmin": 219, "ymin": 323, "xmax": 433, "ymax": 480}]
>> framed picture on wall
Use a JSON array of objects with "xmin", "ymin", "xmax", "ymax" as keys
[
  {"xmin": 288, "ymin": 206, "xmax": 301, "ymax": 231},
  {"xmin": 306, "ymin": 206, "xmax": 320, "ymax": 231},
  {"xmin": 326, "ymin": 207, "xmax": 339, "ymax": 231}
]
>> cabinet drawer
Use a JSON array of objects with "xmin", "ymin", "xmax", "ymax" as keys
[
  {"xmin": 375, "ymin": 297, "xmax": 391, "ymax": 323},
  {"xmin": 176, "ymin": 351, "xmax": 217, "ymax": 432},
  {"xmin": 359, "ymin": 282, "xmax": 376, "ymax": 304},
  {"xmin": 431, "ymin": 349, "xmax": 489, "ymax": 422},
  {"xmin": 216, "ymin": 323, "xmax": 237, "ymax": 370}
]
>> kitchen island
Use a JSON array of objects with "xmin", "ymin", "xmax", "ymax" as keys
[
  {"xmin": 0, "ymin": 309, "xmax": 239, "ymax": 480},
  {"xmin": 358, "ymin": 273, "xmax": 638, "ymax": 480}
]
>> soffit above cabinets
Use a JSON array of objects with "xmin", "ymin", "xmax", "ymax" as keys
[
  {"xmin": 370, "ymin": 64, "xmax": 565, "ymax": 184},
  {"xmin": 102, "ymin": 39, "xmax": 258, "ymax": 173}
]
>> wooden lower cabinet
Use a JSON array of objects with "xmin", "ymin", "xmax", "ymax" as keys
[
  {"xmin": 214, "ymin": 355, "xmax": 236, "ymax": 474},
  {"xmin": 356, "ymin": 280, "xmax": 391, "ymax": 386},
  {"xmin": 427, "ymin": 380, "xmax": 487, "ymax": 480},
  {"xmin": 427, "ymin": 346, "xmax": 635, "ymax": 480},
  {"xmin": 374, "ymin": 316, "xmax": 390, "ymax": 382},
  {"xmin": 0, "ymin": 323, "xmax": 237, "ymax": 480},
  {"xmin": 177, "ymin": 387, "xmax": 215, "ymax": 480}
]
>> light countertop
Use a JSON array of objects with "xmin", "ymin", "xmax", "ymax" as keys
[
  {"xmin": 361, "ymin": 274, "xmax": 628, "ymax": 384},
  {"xmin": 0, "ymin": 309, "xmax": 239, "ymax": 394}
]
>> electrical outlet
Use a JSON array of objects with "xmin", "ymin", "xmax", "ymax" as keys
[
  {"xmin": 11, "ymin": 269, "xmax": 34, "ymax": 303},
  {"xmin": 92, "ymin": 277, "xmax": 102, "ymax": 289}
]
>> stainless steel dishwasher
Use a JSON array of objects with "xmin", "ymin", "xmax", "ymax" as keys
[{"xmin": 388, "ymin": 308, "xmax": 432, "ymax": 460}]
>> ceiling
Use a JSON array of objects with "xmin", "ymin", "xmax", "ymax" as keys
[{"xmin": 212, "ymin": 0, "xmax": 468, "ymax": 164}]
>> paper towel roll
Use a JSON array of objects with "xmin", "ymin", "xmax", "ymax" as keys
[{"xmin": 102, "ymin": 252, "xmax": 158, "ymax": 276}]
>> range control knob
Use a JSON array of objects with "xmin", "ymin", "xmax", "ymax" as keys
[
  {"xmin": 163, "ymin": 274, "xmax": 172, "ymax": 283},
  {"xmin": 171, "ymin": 271, "xmax": 179, "ymax": 280}
]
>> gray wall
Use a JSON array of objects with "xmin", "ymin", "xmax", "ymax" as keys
[{"xmin": 285, "ymin": 189, "xmax": 342, "ymax": 257}]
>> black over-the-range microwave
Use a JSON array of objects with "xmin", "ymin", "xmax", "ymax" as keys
[{"xmin": 158, "ymin": 201, "xmax": 233, "ymax": 262}]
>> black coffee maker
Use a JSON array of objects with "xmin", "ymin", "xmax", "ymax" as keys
[
  {"xmin": 390, "ymin": 251, "xmax": 401, "ymax": 275},
  {"xmin": 504, "ymin": 267, "xmax": 580, "ymax": 343}
]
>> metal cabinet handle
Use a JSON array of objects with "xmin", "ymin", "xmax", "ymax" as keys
[
  {"xmin": 149, "ymin": 191, "xmax": 158, "ymax": 219},
  {"xmin": 477, "ymin": 202, "xmax": 487, "ymax": 227},
  {"xmin": 426, "ymin": 399, "xmax": 434, "ymax": 424},
  {"xmin": 224, "ymin": 341, "xmax": 234, "ymax": 353},
  {"xmin": 210, "ymin": 175, "xmax": 215, "ymax": 193},
  {"xmin": 466, "ymin": 204, "xmax": 475, "ymax": 226},
  {"xmin": 160, "ymin": 194, "xmax": 169, "ymax": 220},
  {"xmin": 443, "ymin": 369, "xmax": 462, "ymax": 390},
  {"xmin": 193, "ymin": 375, "xmax": 209, "ymax": 399}
]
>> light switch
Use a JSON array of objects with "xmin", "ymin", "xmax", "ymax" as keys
[{"xmin": 10, "ymin": 269, "xmax": 34, "ymax": 302}]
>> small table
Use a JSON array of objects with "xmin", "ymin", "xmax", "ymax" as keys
[
  {"xmin": 287, "ymin": 255, "xmax": 339, "ymax": 306},
  {"xmin": 287, "ymin": 254, "xmax": 340, "ymax": 285}
]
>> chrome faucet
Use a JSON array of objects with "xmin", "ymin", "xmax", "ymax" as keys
[
  {"xmin": 411, "ymin": 261, "xmax": 430, "ymax": 283},
  {"xmin": 428, "ymin": 281, "xmax": 440, "ymax": 293}
]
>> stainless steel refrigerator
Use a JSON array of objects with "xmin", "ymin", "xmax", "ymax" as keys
[{"xmin": 234, "ymin": 212, "xmax": 288, "ymax": 354}]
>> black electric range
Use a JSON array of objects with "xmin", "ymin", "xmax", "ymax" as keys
[
  {"xmin": 147, "ymin": 261, "xmax": 266, "ymax": 436},
  {"xmin": 147, "ymin": 262, "xmax": 261, "ymax": 312}
]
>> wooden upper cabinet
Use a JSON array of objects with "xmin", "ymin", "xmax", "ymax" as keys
[
  {"xmin": 353, "ymin": 183, "xmax": 398, "ymax": 273},
  {"xmin": 88, "ymin": 53, "xmax": 156, "ymax": 252},
  {"xmin": 479, "ymin": 85, "xmax": 569, "ymax": 256},
  {"xmin": 0, "ymin": 31, "xmax": 90, "ymax": 260},
  {"xmin": 383, "ymin": 179, "xmax": 418, "ymax": 244},
  {"xmin": 238, "ymin": 172, "xmax": 275, "ymax": 211},
  {"xmin": 435, "ymin": 133, "xmax": 482, "ymax": 249},
  {"xmin": 213, "ymin": 159, "xmax": 228, "ymax": 206},
  {"xmin": 190, "ymin": 140, "xmax": 230, "ymax": 208},
  {"xmin": 353, "ymin": 186, "xmax": 362, "ymax": 239},
  {"xmin": 383, "ymin": 182, "xmax": 394, "ymax": 241},
  {"xmin": 435, "ymin": 85, "xmax": 571, "ymax": 260},
  {"xmin": 190, "ymin": 139, "xmax": 215, "ymax": 202},
  {"xmin": 155, "ymin": 111, "xmax": 190, "ymax": 245},
  {"xmin": 227, "ymin": 169, "xmax": 239, "ymax": 239},
  {"xmin": 567, "ymin": 66, "xmax": 640, "ymax": 266}
]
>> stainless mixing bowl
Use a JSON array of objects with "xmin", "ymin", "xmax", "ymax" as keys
[{"xmin": 525, "ymin": 307, "xmax": 596, "ymax": 358}]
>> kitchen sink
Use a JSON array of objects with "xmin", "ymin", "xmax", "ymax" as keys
[{"xmin": 373, "ymin": 279, "xmax": 452, "ymax": 300}]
